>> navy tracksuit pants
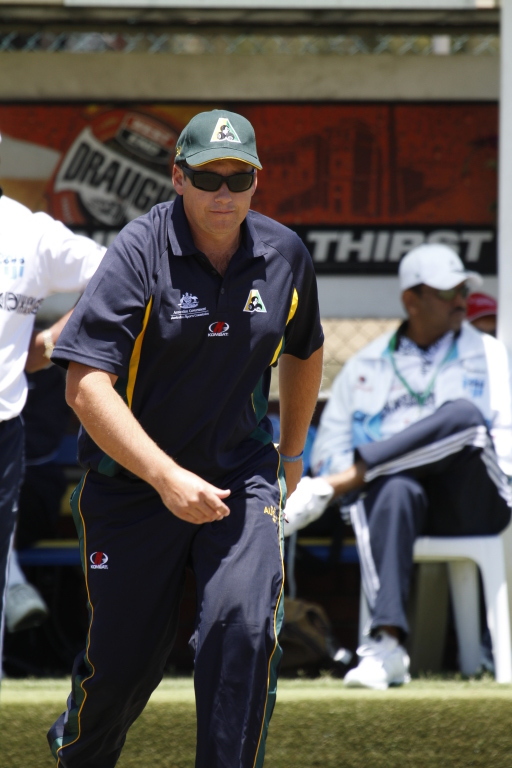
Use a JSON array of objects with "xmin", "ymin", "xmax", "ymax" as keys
[
  {"xmin": 48, "ymin": 448, "xmax": 285, "ymax": 768},
  {"xmin": 0, "ymin": 416, "xmax": 24, "ymax": 667},
  {"xmin": 350, "ymin": 399, "xmax": 512, "ymax": 636}
]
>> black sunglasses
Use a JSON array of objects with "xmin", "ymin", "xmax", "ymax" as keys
[{"xmin": 180, "ymin": 164, "xmax": 255, "ymax": 193}]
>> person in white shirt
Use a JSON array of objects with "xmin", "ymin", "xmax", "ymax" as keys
[
  {"xmin": 0, "ymin": 184, "xmax": 105, "ymax": 660},
  {"xmin": 284, "ymin": 244, "xmax": 512, "ymax": 690}
]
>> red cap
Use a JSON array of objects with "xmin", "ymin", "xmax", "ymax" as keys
[{"xmin": 466, "ymin": 292, "xmax": 497, "ymax": 322}]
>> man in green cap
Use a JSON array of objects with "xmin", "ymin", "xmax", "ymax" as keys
[{"xmin": 47, "ymin": 109, "xmax": 324, "ymax": 768}]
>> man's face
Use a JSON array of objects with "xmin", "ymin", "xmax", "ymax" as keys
[
  {"xmin": 172, "ymin": 158, "xmax": 257, "ymax": 240},
  {"xmin": 407, "ymin": 281, "xmax": 468, "ymax": 337}
]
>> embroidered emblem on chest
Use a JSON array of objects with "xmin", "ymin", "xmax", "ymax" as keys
[
  {"xmin": 170, "ymin": 292, "xmax": 209, "ymax": 321},
  {"xmin": 243, "ymin": 289, "xmax": 266, "ymax": 313}
]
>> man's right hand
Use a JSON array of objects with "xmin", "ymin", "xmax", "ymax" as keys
[
  {"xmin": 65, "ymin": 364, "xmax": 231, "ymax": 524},
  {"xmin": 154, "ymin": 464, "xmax": 231, "ymax": 525}
]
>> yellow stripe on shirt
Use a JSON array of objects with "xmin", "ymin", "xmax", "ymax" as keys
[
  {"xmin": 269, "ymin": 288, "xmax": 299, "ymax": 367},
  {"xmin": 126, "ymin": 297, "xmax": 153, "ymax": 409}
]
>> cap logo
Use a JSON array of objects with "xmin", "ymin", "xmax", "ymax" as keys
[{"xmin": 210, "ymin": 117, "xmax": 241, "ymax": 144}]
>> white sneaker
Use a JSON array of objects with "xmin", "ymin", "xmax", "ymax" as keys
[
  {"xmin": 283, "ymin": 476, "xmax": 334, "ymax": 537},
  {"xmin": 5, "ymin": 583, "xmax": 49, "ymax": 633},
  {"xmin": 343, "ymin": 631, "xmax": 411, "ymax": 690}
]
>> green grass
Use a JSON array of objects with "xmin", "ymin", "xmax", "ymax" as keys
[{"xmin": 2, "ymin": 677, "xmax": 512, "ymax": 767}]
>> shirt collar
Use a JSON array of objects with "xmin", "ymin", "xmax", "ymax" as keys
[
  {"xmin": 167, "ymin": 196, "xmax": 267, "ymax": 261},
  {"xmin": 395, "ymin": 322, "xmax": 459, "ymax": 354},
  {"xmin": 167, "ymin": 195, "xmax": 198, "ymax": 257},
  {"xmin": 242, "ymin": 210, "xmax": 268, "ymax": 259}
]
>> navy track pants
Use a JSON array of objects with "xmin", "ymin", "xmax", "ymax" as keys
[
  {"xmin": 350, "ymin": 399, "xmax": 512, "ymax": 635},
  {"xmin": 48, "ymin": 450, "xmax": 285, "ymax": 768},
  {"xmin": 0, "ymin": 416, "xmax": 24, "ymax": 668}
]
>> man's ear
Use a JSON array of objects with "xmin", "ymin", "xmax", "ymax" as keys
[
  {"xmin": 250, "ymin": 170, "xmax": 258, "ymax": 198},
  {"xmin": 172, "ymin": 163, "xmax": 185, "ymax": 196},
  {"xmin": 402, "ymin": 289, "xmax": 419, "ymax": 318}
]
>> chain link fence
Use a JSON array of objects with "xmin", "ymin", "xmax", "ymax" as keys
[
  {"xmin": 269, "ymin": 317, "xmax": 401, "ymax": 401},
  {"xmin": 320, "ymin": 318, "xmax": 401, "ymax": 396},
  {"xmin": 0, "ymin": 32, "xmax": 500, "ymax": 56}
]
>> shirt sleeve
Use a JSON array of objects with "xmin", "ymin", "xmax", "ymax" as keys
[
  {"xmin": 33, "ymin": 212, "xmax": 106, "ymax": 294},
  {"xmin": 52, "ymin": 217, "xmax": 155, "ymax": 377},
  {"xmin": 283, "ymin": 235, "xmax": 324, "ymax": 360}
]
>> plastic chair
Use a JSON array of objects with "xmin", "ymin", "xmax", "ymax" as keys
[{"xmin": 359, "ymin": 534, "xmax": 512, "ymax": 682}]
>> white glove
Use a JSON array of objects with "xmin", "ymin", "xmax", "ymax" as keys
[{"xmin": 283, "ymin": 476, "xmax": 334, "ymax": 538}]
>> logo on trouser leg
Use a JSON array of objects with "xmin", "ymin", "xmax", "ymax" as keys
[
  {"xmin": 90, "ymin": 551, "xmax": 109, "ymax": 569},
  {"xmin": 264, "ymin": 505, "xmax": 278, "ymax": 524}
]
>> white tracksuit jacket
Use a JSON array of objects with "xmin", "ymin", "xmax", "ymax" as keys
[{"xmin": 311, "ymin": 322, "xmax": 512, "ymax": 478}]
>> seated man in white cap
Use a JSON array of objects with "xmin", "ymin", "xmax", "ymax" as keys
[{"xmin": 284, "ymin": 243, "xmax": 512, "ymax": 689}]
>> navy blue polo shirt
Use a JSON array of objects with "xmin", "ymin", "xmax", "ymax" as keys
[{"xmin": 53, "ymin": 196, "xmax": 323, "ymax": 482}]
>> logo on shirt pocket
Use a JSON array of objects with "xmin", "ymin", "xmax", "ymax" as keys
[
  {"xmin": 208, "ymin": 321, "xmax": 230, "ymax": 337},
  {"xmin": 169, "ymin": 291, "xmax": 209, "ymax": 321},
  {"xmin": 179, "ymin": 292, "xmax": 199, "ymax": 309}
]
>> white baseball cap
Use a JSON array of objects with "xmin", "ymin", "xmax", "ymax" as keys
[{"xmin": 399, "ymin": 244, "xmax": 482, "ymax": 292}]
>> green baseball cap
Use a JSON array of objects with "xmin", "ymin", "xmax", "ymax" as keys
[{"xmin": 175, "ymin": 109, "xmax": 262, "ymax": 169}]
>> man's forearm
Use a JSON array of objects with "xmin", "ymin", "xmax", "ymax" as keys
[
  {"xmin": 66, "ymin": 363, "xmax": 231, "ymax": 524},
  {"xmin": 278, "ymin": 347, "xmax": 324, "ymax": 454},
  {"xmin": 278, "ymin": 347, "xmax": 323, "ymax": 495},
  {"xmin": 67, "ymin": 365, "xmax": 174, "ymax": 487},
  {"xmin": 325, "ymin": 461, "xmax": 367, "ymax": 498},
  {"xmin": 26, "ymin": 310, "xmax": 73, "ymax": 373}
]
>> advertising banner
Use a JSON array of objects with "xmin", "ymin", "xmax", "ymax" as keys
[{"xmin": 0, "ymin": 102, "xmax": 497, "ymax": 274}]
